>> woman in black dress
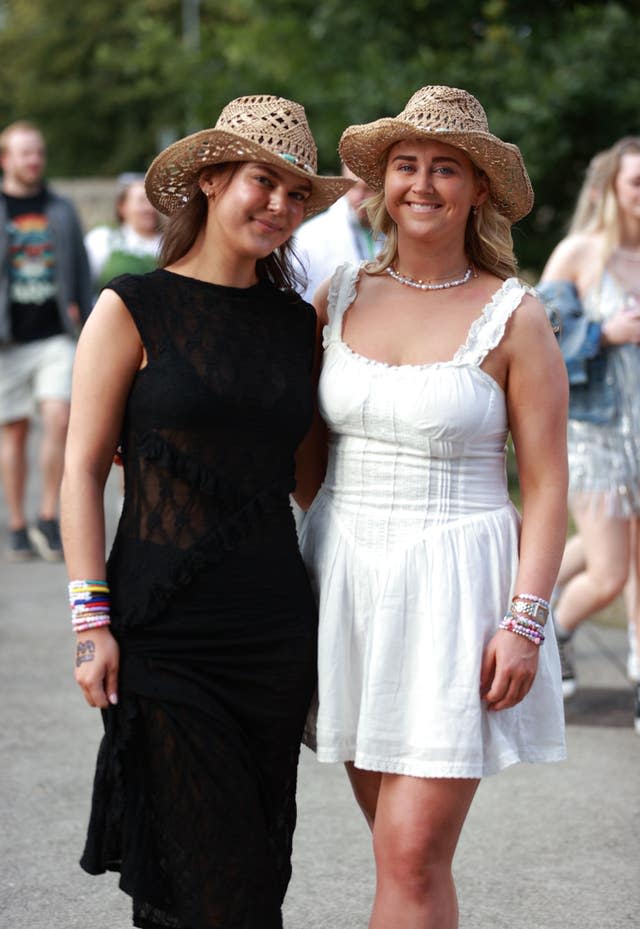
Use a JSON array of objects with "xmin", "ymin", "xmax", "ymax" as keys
[{"xmin": 60, "ymin": 95, "xmax": 351, "ymax": 929}]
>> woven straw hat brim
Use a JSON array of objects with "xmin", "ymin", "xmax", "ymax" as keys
[
  {"xmin": 145, "ymin": 128, "xmax": 353, "ymax": 219},
  {"xmin": 339, "ymin": 118, "xmax": 534, "ymax": 223}
]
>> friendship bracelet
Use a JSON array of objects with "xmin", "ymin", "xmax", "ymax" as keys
[
  {"xmin": 499, "ymin": 613, "xmax": 545, "ymax": 646},
  {"xmin": 507, "ymin": 613, "xmax": 546, "ymax": 634},
  {"xmin": 73, "ymin": 619, "xmax": 111, "ymax": 634},
  {"xmin": 515, "ymin": 593, "xmax": 550, "ymax": 608},
  {"xmin": 68, "ymin": 579, "xmax": 111, "ymax": 633}
]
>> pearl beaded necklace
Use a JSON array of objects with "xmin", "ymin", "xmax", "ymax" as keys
[{"xmin": 386, "ymin": 265, "xmax": 473, "ymax": 290}]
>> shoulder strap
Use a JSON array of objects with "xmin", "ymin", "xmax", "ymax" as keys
[
  {"xmin": 455, "ymin": 278, "xmax": 533, "ymax": 366},
  {"xmin": 322, "ymin": 262, "xmax": 362, "ymax": 348}
]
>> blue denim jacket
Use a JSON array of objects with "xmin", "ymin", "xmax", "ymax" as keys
[{"xmin": 536, "ymin": 280, "xmax": 616, "ymax": 424}]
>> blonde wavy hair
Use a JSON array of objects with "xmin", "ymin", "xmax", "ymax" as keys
[
  {"xmin": 364, "ymin": 161, "xmax": 518, "ymax": 281},
  {"xmin": 569, "ymin": 137, "xmax": 640, "ymax": 267}
]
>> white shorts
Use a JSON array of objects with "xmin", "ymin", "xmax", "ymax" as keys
[{"xmin": 0, "ymin": 334, "xmax": 76, "ymax": 424}]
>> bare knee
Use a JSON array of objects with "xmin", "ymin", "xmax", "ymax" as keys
[
  {"xmin": 1, "ymin": 420, "xmax": 29, "ymax": 456},
  {"xmin": 374, "ymin": 828, "xmax": 452, "ymax": 899},
  {"xmin": 40, "ymin": 401, "xmax": 69, "ymax": 438},
  {"xmin": 587, "ymin": 563, "xmax": 628, "ymax": 604}
]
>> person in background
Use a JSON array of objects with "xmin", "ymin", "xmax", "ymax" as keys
[
  {"xmin": 61, "ymin": 94, "xmax": 352, "ymax": 929},
  {"xmin": 294, "ymin": 164, "xmax": 381, "ymax": 302},
  {"xmin": 543, "ymin": 145, "xmax": 640, "ymax": 689},
  {"xmin": 538, "ymin": 137, "xmax": 640, "ymax": 731},
  {"xmin": 295, "ymin": 85, "xmax": 567, "ymax": 929},
  {"xmin": 84, "ymin": 173, "xmax": 162, "ymax": 296},
  {"xmin": 0, "ymin": 120, "xmax": 92, "ymax": 562}
]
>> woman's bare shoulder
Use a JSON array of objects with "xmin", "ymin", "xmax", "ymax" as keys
[{"xmin": 540, "ymin": 232, "xmax": 602, "ymax": 283}]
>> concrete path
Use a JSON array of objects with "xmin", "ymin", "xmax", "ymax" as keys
[{"xmin": 1, "ymin": 462, "xmax": 638, "ymax": 928}]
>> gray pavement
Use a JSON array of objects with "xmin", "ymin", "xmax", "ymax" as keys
[{"xmin": 1, "ymin": 458, "xmax": 639, "ymax": 928}]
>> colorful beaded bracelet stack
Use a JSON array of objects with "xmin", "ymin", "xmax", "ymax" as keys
[
  {"xmin": 498, "ymin": 593, "xmax": 549, "ymax": 646},
  {"xmin": 68, "ymin": 579, "xmax": 111, "ymax": 633},
  {"xmin": 499, "ymin": 612, "xmax": 545, "ymax": 646}
]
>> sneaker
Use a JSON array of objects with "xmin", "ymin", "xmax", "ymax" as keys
[
  {"xmin": 557, "ymin": 634, "xmax": 577, "ymax": 699},
  {"xmin": 635, "ymin": 684, "xmax": 640, "ymax": 735},
  {"xmin": 5, "ymin": 527, "xmax": 37, "ymax": 562},
  {"xmin": 28, "ymin": 518, "xmax": 63, "ymax": 562}
]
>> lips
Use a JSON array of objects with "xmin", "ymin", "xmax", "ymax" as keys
[{"xmin": 252, "ymin": 216, "xmax": 283, "ymax": 234}]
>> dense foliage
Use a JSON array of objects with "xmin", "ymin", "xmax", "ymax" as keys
[{"xmin": 0, "ymin": 0, "xmax": 637, "ymax": 271}]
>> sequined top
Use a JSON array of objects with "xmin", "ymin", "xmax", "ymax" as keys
[{"xmin": 567, "ymin": 270, "xmax": 640, "ymax": 516}]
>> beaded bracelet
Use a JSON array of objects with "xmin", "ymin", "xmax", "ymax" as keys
[
  {"xmin": 68, "ymin": 579, "xmax": 111, "ymax": 633},
  {"xmin": 515, "ymin": 593, "xmax": 550, "ymax": 608},
  {"xmin": 499, "ymin": 612, "xmax": 545, "ymax": 646}
]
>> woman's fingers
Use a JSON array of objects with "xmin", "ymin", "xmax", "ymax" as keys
[
  {"xmin": 73, "ymin": 632, "xmax": 120, "ymax": 709},
  {"xmin": 482, "ymin": 630, "xmax": 538, "ymax": 710}
]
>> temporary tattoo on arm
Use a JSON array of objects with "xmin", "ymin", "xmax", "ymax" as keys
[{"xmin": 76, "ymin": 640, "xmax": 96, "ymax": 667}]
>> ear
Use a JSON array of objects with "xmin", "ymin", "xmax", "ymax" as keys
[
  {"xmin": 474, "ymin": 170, "xmax": 490, "ymax": 208},
  {"xmin": 198, "ymin": 168, "xmax": 218, "ymax": 199}
]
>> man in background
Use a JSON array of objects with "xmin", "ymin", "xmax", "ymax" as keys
[
  {"xmin": 0, "ymin": 121, "xmax": 92, "ymax": 561},
  {"xmin": 294, "ymin": 165, "xmax": 382, "ymax": 303}
]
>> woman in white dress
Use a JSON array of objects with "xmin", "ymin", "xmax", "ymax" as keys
[{"xmin": 294, "ymin": 86, "xmax": 568, "ymax": 929}]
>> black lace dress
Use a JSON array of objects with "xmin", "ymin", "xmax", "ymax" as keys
[{"xmin": 79, "ymin": 269, "xmax": 318, "ymax": 929}]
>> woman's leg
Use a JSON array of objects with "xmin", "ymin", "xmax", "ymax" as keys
[
  {"xmin": 555, "ymin": 504, "xmax": 630, "ymax": 695},
  {"xmin": 368, "ymin": 773, "xmax": 479, "ymax": 929},
  {"xmin": 556, "ymin": 533, "xmax": 586, "ymax": 588},
  {"xmin": 626, "ymin": 519, "xmax": 640, "ymax": 731},
  {"xmin": 345, "ymin": 761, "xmax": 382, "ymax": 830},
  {"xmin": 555, "ymin": 505, "xmax": 630, "ymax": 634},
  {"xmin": 623, "ymin": 519, "xmax": 639, "ymax": 683}
]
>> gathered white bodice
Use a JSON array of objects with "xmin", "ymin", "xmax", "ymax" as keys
[{"xmin": 317, "ymin": 264, "xmax": 532, "ymax": 553}]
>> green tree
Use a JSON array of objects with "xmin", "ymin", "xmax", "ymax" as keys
[{"xmin": 0, "ymin": 0, "xmax": 637, "ymax": 271}]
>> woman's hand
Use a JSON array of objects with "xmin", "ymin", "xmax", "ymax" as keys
[
  {"xmin": 74, "ymin": 626, "xmax": 120, "ymax": 709},
  {"xmin": 480, "ymin": 629, "xmax": 540, "ymax": 711},
  {"xmin": 601, "ymin": 307, "xmax": 640, "ymax": 346}
]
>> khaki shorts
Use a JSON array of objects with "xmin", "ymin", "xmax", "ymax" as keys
[{"xmin": 0, "ymin": 334, "xmax": 76, "ymax": 425}]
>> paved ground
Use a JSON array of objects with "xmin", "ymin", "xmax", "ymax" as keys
[{"xmin": 1, "ymin": 454, "xmax": 638, "ymax": 928}]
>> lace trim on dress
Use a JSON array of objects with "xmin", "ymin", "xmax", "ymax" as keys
[
  {"xmin": 322, "ymin": 262, "xmax": 362, "ymax": 349},
  {"xmin": 326, "ymin": 272, "xmax": 532, "ymax": 373},
  {"xmin": 453, "ymin": 277, "xmax": 533, "ymax": 366}
]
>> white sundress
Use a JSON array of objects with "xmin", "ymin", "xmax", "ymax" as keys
[{"xmin": 299, "ymin": 263, "xmax": 566, "ymax": 779}]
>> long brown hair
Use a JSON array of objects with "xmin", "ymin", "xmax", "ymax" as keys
[{"xmin": 158, "ymin": 164, "xmax": 303, "ymax": 291}]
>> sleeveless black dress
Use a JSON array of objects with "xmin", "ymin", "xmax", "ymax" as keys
[{"xmin": 80, "ymin": 269, "xmax": 318, "ymax": 929}]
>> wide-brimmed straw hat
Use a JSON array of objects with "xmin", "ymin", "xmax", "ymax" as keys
[
  {"xmin": 145, "ymin": 94, "xmax": 352, "ymax": 218},
  {"xmin": 339, "ymin": 85, "xmax": 533, "ymax": 223}
]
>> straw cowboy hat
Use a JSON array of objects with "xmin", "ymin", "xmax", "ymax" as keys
[
  {"xmin": 339, "ymin": 85, "xmax": 534, "ymax": 223},
  {"xmin": 145, "ymin": 94, "xmax": 353, "ymax": 218}
]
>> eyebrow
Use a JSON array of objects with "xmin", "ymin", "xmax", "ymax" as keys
[
  {"xmin": 253, "ymin": 162, "xmax": 312, "ymax": 192},
  {"xmin": 390, "ymin": 154, "xmax": 462, "ymax": 166}
]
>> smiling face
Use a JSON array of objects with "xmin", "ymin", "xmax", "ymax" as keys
[
  {"xmin": 383, "ymin": 138, "xmax": 487, "ymax": 245},
  {"xmin": 204, "ymin": 161, "xmax": 311, "ymax": 260}
]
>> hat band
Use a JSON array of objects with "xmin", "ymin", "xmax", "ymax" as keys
[{"xmin": 277, "ymin": 152, "xmax": 315, "ymax": 174}]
